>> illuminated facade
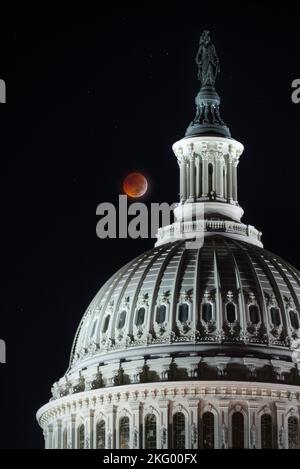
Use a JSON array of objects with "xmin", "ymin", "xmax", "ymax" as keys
[{"xmin": 37, "ymin": 32, "xmax": 300, "ymax": 449}]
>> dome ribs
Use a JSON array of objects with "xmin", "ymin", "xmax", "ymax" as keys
[
  {"xmin": 212, "ymin": 239, "xmax": 223, "ymax": 333},
  {"xmin": 230, "ymin": 239, "xmax": 270, "ymax": 338},
  {"xmin": 91, "ymin": 258, "xmax": 139, "ymax": 348},
  {"xmin": 214, "ymin": 238, "xmax": 239, "ymax": 330},
  {"xmin": 278, "ymin": 260, "xmax": 300, "ymax": 297},
  {"xmin": 70, "ymin": 238, "xmax": 300, "ymax": 373},
  {"xmin": 260, "ymin": 252, "xmax": 300, "ymax": 333},
  {"xmin": 197, "ymin": 239, "xmax": 215, "ymax": 300},
  {"xmin": 170, "ymin": 247, "xmax": 189, "ymax": 334},
  {"xmin": 194, "ymin": 242, "xmax": 205, "ymax": 337},
  {"xmin": 147, "ymin": 242, "xmax": 185, "ymax": 339},
  {"xmin": 109, "ymin": 252, "xmax": 155, "ymax": 343},
  {"xmin": 223, "ymin": 238, "xmax": 247, "ymax": 332},
  {"xmin": 128, "ymin": 246, "xmax": 170, "ymax": 339},
  {"xmin": 246, "ymin": 244, "xmax": 288, "ymax": 342}
]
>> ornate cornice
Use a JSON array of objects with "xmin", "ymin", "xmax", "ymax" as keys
[{"xmin": 37, "ymin": 380, "xmax": 300, "ymax": 429}]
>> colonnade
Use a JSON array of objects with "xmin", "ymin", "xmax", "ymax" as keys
[{"xmin": 179, "ymin": 154, "xmax": 238, "ymax": 203}]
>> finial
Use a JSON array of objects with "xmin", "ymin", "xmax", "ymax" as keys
[
  {"xmin": 185, "ymin": 31, "xmax": 230, "ymax": 139},
  {"xmin": 196, "ymin": 31, "xmax": 220, "ymax": 88}
]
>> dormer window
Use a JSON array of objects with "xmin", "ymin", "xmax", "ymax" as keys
[
  {"xmin": 289, "ymin": 310, "xmax": 300, "ymax": 330},
  {"xmin": 249, "ymin": 305, "xmax": 259, "ymax": 324},
  {"xmin": 117, "ymin": 311, "xmax": 127, "ymax": 330},
  {"xmin": 136, "ymin": 307, "xmax": 146, "ymax": 326},
  {"xmin": 102, "ymin": 315, "xmax": 110, "ymax": 333},
  {"xmin": 178, "ymin": 303, "xmax": 189, "ymax": 323},
  {"xmin": 202, "ymin": 303, "xmax": 213, "ymax": 322},
  {"xmin": 226, "ymin": 303, "xmax": 236, "ymax": 323},
  {"xmin": 156, "ymin": 305, "xmax": 166, "ymax": 324},
  {"xmin": 270, "ymin": 307, "xmax": 281, "ymax": 327}
]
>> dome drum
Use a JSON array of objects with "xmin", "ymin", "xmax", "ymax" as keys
[
  {"xmin": 50, "ymin": 354, "xmax": 300, "ymax": 403},
  {"xmin": 38, "ymin": 381, "xmax": 300, "ymax": 450}
]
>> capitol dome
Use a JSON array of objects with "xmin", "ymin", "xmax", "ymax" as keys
[
  {"xmin": 37, "ymin": 32, "xmax": 300, "ymax": 450},
  {"xmin": 69, "ymin": 237, "xmax": 300, "ymax": 378}
]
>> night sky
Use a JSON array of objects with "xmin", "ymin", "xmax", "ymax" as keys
[{"xmin": 1, "ymin": 3, "xmax": 300, "ymax": 448}]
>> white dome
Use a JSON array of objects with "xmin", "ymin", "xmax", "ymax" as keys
[
  {"xmin": 37, "ymin": 32, "xmax": 300, "ymax": 450},
  {"xmin": 69, "ymin": 236, "xmax": 300, "ymax": 377},
  {"xmin": 37, "ymin": 236, "xmax": 300, "ymax": 451}
]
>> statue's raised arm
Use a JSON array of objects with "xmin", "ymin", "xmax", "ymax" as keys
[{"xmin": 196, "ymin": 31, "xmax": 220, "ymax": 87}]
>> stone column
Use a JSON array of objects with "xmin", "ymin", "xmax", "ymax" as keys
[
  {"xmin": 55, "ymin": 420, "xmax": 62, "ymax": 449},
  {"xmin": 227, "ymin": 159, "xmax": 233, "ymax": 202},
  {"xmin": 219, "ymin": 405, "xmax": 229, "ymax": 449},
  {"xmin": 44, "ymin": 429, "xmax": 49, "ymax": 450},
  {"xmin": 249, "ymin": 405, "xmax": 258, "ymax": 449},
  {"xmin": 276, "ymin": 404, "xmax": 287, "ymax": 449},
  {"xmin": 189, "ymin": 400, "xmax": 199, "ymax": 450},
  {"xmin": 48, "ymin": 425, "xmax": 53, "ymax": 449},
  {"xmin": 105, "ymin": 404, "xmax": 117, "ymax": 449},
  {"xmin": 195, "ymin": 158, "xmax": 201, "ymax": 198},
  {"xmin": 71, "ymin": 415, "xmax": 76, "ymax": 449},
  {"xmin": 216, "ymin": 155, "xmax": 223, "ymax": 198},
  {"xmin": 158, "ymin": 398, "xmax": 169, "ymax": 450},
  {"xmin": 202, "ymin": 154, "xmax": 209, "ymax": 197},
  {"xmin": 189, "ymin": 156, "xmax": 195, "ymax": 199},
  {"xmin": 130, "ymin": 402, "xmax": 141, "ymax": 449},
  {"xmin": 186, "ymin": 161, "xmax": 190, "ymax": 200},
  {"xmin": 232, "ymin": 162, "xmax": 238, "ymax": 202},
  {"xmin": 65, "ymin": 417, "xmax": 73, "ymax": 449},
  {"xmin": 223, "ymin": 166, "xmax": 227, "ymax": 199},
  {"xmin": 85, "ymin": 410, "xmax": 94, "ymax": 449},
  {"xmin": 180, "ymin": 161, "xmax": 186, "ymax": 201}
]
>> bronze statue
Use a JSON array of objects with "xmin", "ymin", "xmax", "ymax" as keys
[
  {"xmin": 186, "ymin": 30, "xmax": 230, "ymax": 138},
  {"xmin": 196, "ymin": 31, "xmax": 220, "ymax": 87}
]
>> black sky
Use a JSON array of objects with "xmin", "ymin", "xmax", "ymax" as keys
[{"xmin": 1, "ymin": 3, "xmax": 300, "ymax": 448}]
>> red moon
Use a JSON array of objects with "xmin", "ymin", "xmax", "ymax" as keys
[{"xmin": 123, "ymin": 172, "xmax": 148, "ymax": 198}]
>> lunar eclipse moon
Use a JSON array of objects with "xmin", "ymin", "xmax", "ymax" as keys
[{"xmin": 123, "ymin": 172, "xmax": 148, "ymax": 198}]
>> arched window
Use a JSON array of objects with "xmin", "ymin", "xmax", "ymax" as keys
[
  {"xmin": 136, "ymin": 307, "xmax": 146, "ymax": 326},
  {"xmin": 102, "ymin": 315, "xmax": 110, "ymax": 333},
  {"xmin": 288, "ymin": 416, "xmax": 299, "ymax": 449},
  {"xmin": 289, "ymin": 310, "xmax": 300, "ymax": 330},
  {"xmin": 261, "ymin": 414, "xmax": 272, "ymax": 449},
  {"xmin": 226, "ymin": 303, "xmax": 236, "ymax": 323},
  {"xmin": 96, "ymin": 420, "xmax": 106, "ymax": 449},
  {"xmin": 156, "ymin": 305, "xmax": 166, "ymax": 324},
  {"xmin": 232, "ymin": 412, "xmax": 244, "ymax": 449},
  {"xmin": 208, "ymin": 163, "xmax": 213, "ymax": 193},
  {"xmin": 249, "ymin": 304, "xmax": 259, "ymax": 324},
  {"xmin": 77, "ymin": 424, "xmax": 85, "ymax": 449},
  {"xmin": 63, "ymin": 428, "xmax": 68, "ymax": 449},
  {"xmin": 145, "ymin": 414, "xmax": 157, "ymax": 449},
  {"xmin": 270, "ymin": 307, "xmax": 281, "ymax": 327},
  {"xmin": 119, "ymin": 417, "xmax": 130, "ymax": 449},
  {"xmin": 173, "ymin": 412, "xmax": 186, "ymax": 449},
  {"xmin": 202, "ymin": 412, "xmax": 215, "ymax": 449},
  {"xmin": 117, "ymin": 311, "xmax": 127, "ymax": 330},
  {"xmin": 178, "ymin": 303, "xmax": 189, "ymax": 323},
  {"xmin": 202, "ymin": 303, "xmax": 213, "ymax": 322}
]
